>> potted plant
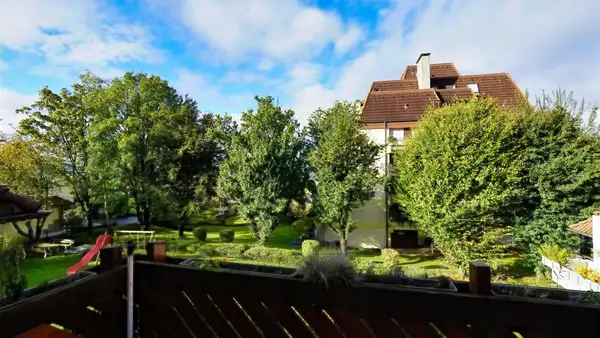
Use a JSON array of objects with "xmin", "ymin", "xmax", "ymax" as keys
[
  {"xmin": 358, "ymin": 265, "xmax": 457, "ymax": 292},
  {"xmin": 180, "ymin": 258, "xmax": 297, "ymax": 276},
  {"xmin": 491, "ymin": 283, "xmax": 600, "ymax": 304}
]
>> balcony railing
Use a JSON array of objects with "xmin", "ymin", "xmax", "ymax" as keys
[{"xmin": 542, "ymin": 256, "xmax": 600, "ymax": 292}]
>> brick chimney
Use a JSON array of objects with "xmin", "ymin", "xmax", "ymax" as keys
[{"xmin": 416, "ymin": 53, "xmax": 431, "ymax": 89}]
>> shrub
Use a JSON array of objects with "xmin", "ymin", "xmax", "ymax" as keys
[
  {"xmin": 302, "ymin": 240, "xmax": 320, "ymax": 257},
  {"xmin": 0, "ymin": 236, "xmax": 27, "ymax": 303},
  {"xmin": 219, "ymin": 229, "xmax": 235, "ymax": 242},
  {"xmin": 192, "ymin": 227, "xmax": 207, "ymax": 242},
  {"xmin": 292, "ymin": 217, "xmax": 315, "ymax": 234},
  {"xmin": 196, "ymin": 243, "xmax": 249, "ymax": 259},
  {"xmin": 401, "ymin": 266, "xmax": 429, "ymax": 279},
  {"xmin": 196, "ymin": 245, "xmax": 218, "ymax": 257},
  {"xmin": 575, "ymin": 265, "xmax": 600, "ymax": 283},
  {"xmin": 298, "ymin": 251, "xmax": 356, "ymax": 289},
  {"xmin": 243, "ymin": 247, "xmax": 303, "ymax": 266},
  {"xmin": 538, "ymin": 243, "xmax": 572, "ymax": 267},
  {"xmin": 381, "ymin": 249, "xmax": 402, "ymax": 269},
  {"xmin": 351, "ymin": 259, "xmax": 374, "ymax": 275}
]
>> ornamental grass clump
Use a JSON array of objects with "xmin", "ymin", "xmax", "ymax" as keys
[{"xmin": 297, "ymin": 250, "xmax": 356, "ymax": 289}]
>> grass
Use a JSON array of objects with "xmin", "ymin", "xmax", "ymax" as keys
[
  {"xmin": 21, "ymin": 255, "xmax": 81, "ymax": 287},
  {"xmin": 20, "ymin": 222, "xmax": 551, "ymax": 289}
]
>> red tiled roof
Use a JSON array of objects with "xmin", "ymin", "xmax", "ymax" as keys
[
  {"xmin": 362, "ymin": 70, "xmax": 527, "ymax": 123},
  {"xmin": 401, "ymin": 63, "xmax": 460, "ymax": 80},
  {"xmin": 569, "ymin": 218, "xmax": 593, "ymax": 237},
  {"xmin": 361, "ymin": 89, "xmax": 441, "ymax": 123},
  {"xmin": 434, "ymin": 88, "xmax": 475, "ymax": 103},
  {"xmin": 372, "ymin": 80, "xmax": 418, "ymax": 92},
  {"xmin": 456, "ymin": 73, "xmax": 524, "ymax": 107}
]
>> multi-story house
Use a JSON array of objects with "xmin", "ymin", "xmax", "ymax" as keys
[
  {"xmin": 361, "ymin": 52, "xmax": 527, "ymax": 173},
  {"xmin": 317, "ymin": 53, "xmax": 528, "ymax": 249}
]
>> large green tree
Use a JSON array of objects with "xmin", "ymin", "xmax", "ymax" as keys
[
  {"xmin": 0, "ymin": 138, "xmax": 61, "ymax": 243},
  {"xmin": 169, "ymin": 113, "xmax": 237, "ymax": 237},
  {"xmin": 90, "ymin": 72, "xmax": 197, "ymax": 230},
  {"xmin": 308, "ymin": 101, "xmax": 381, "ymax": 254},
  {"xmin": 514, "ymin": 91, "xmax": 600, "ymax": 266},
  {"xmin": 392, "ymin": 99, "xmax": 524, "ymax": 269},
  {"xmin": 218, "ymin": 96, "xmax": 308, "ymax": 244},
  {"xmin": 16, "ymin": 72, "xmax": 104, "ymax": 232}
]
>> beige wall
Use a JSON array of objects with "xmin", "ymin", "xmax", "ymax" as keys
[
  {"xmin": 317, "ymin": 186, "xmax": 387, "ymax": 249},
  {"xmin": 0, "ymin": 209, "xmax": 59, "ymax": 237}
]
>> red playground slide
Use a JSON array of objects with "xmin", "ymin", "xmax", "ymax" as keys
[{"xmin": 67, "ymin": 234, "xmax": 113, "ymax": 275}]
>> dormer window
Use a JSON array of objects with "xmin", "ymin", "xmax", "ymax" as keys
[{"xmin": 467, "ymin": 83, "xmax": 479, "ymax": 93}]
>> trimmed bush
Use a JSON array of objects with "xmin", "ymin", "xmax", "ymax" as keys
[
  {"xmin": 302, "ymin": 240, "xmax": 320, "ymax": 257},
  {"xmin": 243, "ymin": 247, "xmax": 303, "ymax": 266},
  {"xmin": 381, "ymin": 248, "xmax": 402, "ymax": 269},
  {"xmin": 192, "ymin": 227, "xmax": 207, "ymax": 242},
  {"xmin": 292, "ymin": 217, "xmax": 315, "ymax": 233},
  {"xmin": 219, "ymin": 229, "xmax": 235, "ymax": 242},
  {"xmin": 197, "ymin": 243, "xmax": 249, "ymax": 259}
]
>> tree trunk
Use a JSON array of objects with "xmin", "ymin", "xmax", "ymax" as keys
[
  {"xmin": 178, "ymin": 214, "xmax": 187, "ymax": 237},
  {"xmin": 340, "ymin": 236, "xmax": 347, "ymax": 255},
  {"xmin": 85, "ymin": 208, "xmax": 94, "ymax": 234},
  {"xmin": 142, "ymin": 206, "xmax": 151, "ymax": 230}
]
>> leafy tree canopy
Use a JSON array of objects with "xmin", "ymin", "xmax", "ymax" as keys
[
  {"xmin": 218, "ymin": 96, "xmax": 308, "ymax": 244},
  {"xmin": 308, "ymin": 101, "xmax": 381, "ymax": 253},
  {"xmin": 392, "ymin": 99, "xmax": 523, "ymax": 268}
]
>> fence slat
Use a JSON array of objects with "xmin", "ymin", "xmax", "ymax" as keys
[
  {"xmin": 137, "ymin": 283, "xmax": 194, "ymax": 338},
  {"xmin": 361, "ymin": 317, "xmax": 405, "ymax": 338},
  {"xmin": 209, "ymin": 292, "xmax": 263, "ymax": 338},
  {"xmin": 233, "ymin": 296, "xmax": 288, "ymax": 338},
  {"xmin": 469, "ymin": 324, "xmax": 517, "ymax": 338},
  {"xmin": 395, "ymin": 318, "xmax": 441, "ymax": 338},
  {"xmin": 184, "ymin": 289, "xmax": 240, "ymax": 337},
  {"xmin": 165, "ymin": 289, "xmax": 215, "ymax": 338},
  {"xmin": 266, "ymin": 302, "xmax": 317, "ymax": 337},
  {"xmin": 325, "ymin": 308, "xmax": 375, "ymax": 338},
  {"xmin": 433, "ymin": 320, "xmax": 476, "ymax": 338},
  {"xmin": 294, "ymin": 305, "xmax": 345, "ymax": 338}
]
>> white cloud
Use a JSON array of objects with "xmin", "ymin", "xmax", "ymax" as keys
[
  {"xmin": 334, "ymin": 22, "xmax": 365, "ymax": 54},
  {"xmin": 173, "ymin": 69, "xmax": 255, "ymax": 116},
  {"xmin": 287, "ymin": 62, "xmax": 323, "ymax": 87},
  {"xmin": 289, "ymin": 84, "xmax": 337, "ymax": 125},
  {"xmin": 175, "ymin": 0, "xmax": 364, "ymax": 62},
  {"xmin": 0, "ymin": 89, "xmax": 36, "ymax": 133},
  {"xmin": 0, "ymin": 0, "xmax": 162, "ymax": 77},
  {"xmin": 257, "ymin": 59, "xmax": 275, "ymax": 71},
  {"xmin": 222, "ymin": 71, "xmax": 268, "ymax": 85},
  {"xmin": 293, "ymin": 0, "xmax": 600, "ymax": 115}
]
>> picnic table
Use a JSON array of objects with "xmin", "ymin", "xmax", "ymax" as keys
[{"xmin": 36, "ymin": 239, "xmax": 74, "ymax": 258}]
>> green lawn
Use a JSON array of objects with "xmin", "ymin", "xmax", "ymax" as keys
[
  {"xmin": 20, "ymin": 223, "xmax": 550, "ymax": 289},
  {"xmin": 21, "ymin": 255, "xmax": 81, "ymax": 287}
]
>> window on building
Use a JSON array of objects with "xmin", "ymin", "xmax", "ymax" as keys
[
  {"xmin": 445, "ymin": 84, "xmax": 456, "ymax": 89},
  {"xmin": 467, "ymin": 83, "xmax": 479, "ymax": 93},
  {"xmin": 389, "ymin": 128, "xmax": 405, "ymax": 142},
  {"xmin": 581, "ymin": 235, "xmax": 593, "ymax": 258}
]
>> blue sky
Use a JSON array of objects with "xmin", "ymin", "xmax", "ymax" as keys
[{"xmin": 1, "ymin": 0, "xmax": 600, "ymax": 131}]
